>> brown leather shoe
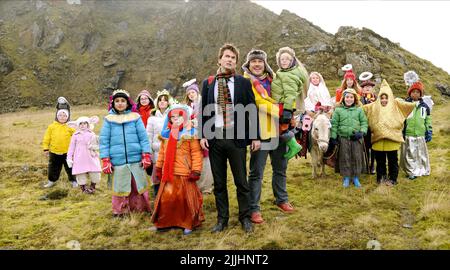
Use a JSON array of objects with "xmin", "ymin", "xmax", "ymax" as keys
[
  {"xmin": 250, "ymin": 212, "xmax": 264, "ymax": 224},
  {"xmin": 277, "ymin": 202, "xmax": 295, "ymax": 213}
]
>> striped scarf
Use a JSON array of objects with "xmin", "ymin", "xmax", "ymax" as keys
[
  {"xmin": 242, "ymin": 66, "xmax": 272, "ymax": 99},
  {"xmin": 216, "ymin": 67, "xmax": 235, "ymax": 128}
]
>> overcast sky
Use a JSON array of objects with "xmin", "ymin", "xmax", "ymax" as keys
[{"xmin": 252, "ymin": 1, "xmax": 450, "ymax": 74}]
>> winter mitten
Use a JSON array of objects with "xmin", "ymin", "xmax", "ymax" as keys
[
  {"xmin": 350, "ymin": 131, "xmax": 364, "ymax": 141},
  {"xmin": 425, "ymin": 130, "xmax": 432, "ymax": 142},
  {"xmin": 278, "ymin": 104, "xmax": 284, "ymax": 118},
  {"xmin": 301, "ymin": 115, "xmax": 313, "ymax": 131},
  {"xmin": 283, "ymin": 137, "xmax": 302, "ymax": 160},
  {"xmin": 66, "ymin": 159, "xmax": 73, "ymax": 168},
  {"xmin": 188, "ymin": 171, "xmax": 201, "ymax": 182},
  {"xmin": 101, "ymin": 158, "xmax": 113, "ymax": 174},
  {"xmin": 141, "ymin": 153, "xmax": 152, "ymax": 170}
]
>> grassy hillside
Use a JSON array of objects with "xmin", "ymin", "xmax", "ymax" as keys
[
  {"xmin": 1, "ymin": 0, "xmax": 449, "ymax": 113},
  {"xmin": 0, "ymin": 103, "xmax": 448, "ymax": 250}
]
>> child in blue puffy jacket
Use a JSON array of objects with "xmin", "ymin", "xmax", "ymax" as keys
[{"xmin": 99, "ymin": 89, "xmax": 153, "ymax": 217}]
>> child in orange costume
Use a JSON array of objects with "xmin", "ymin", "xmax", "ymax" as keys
[{"xmin": 151, "ymin": 104, "xmax": 204, "ymax": 235}]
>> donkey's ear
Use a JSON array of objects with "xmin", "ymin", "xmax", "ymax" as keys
[
  {"xmin": 89, "ymin": 116, "xmax": 99, "ymax": 124},
  {"xmin": 67, "ymin": 121, "xmax": 78, "ymax": 129},
  {"xmin": 326, "ymin": 110, "xmax": 333, "ymax": 119}
]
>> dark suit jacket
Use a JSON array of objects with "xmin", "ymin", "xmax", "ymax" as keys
[{"xmin": 199, "ymin": 75, "xmax": 259, "ymax": 148}]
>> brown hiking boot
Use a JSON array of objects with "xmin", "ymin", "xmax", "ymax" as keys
[
  {"xmin": 250, "ymin": 212, "xmax": 264, "ymax": 224},
  {"xmin": 277, "ymin": 202, "xmax": 295, "ymax": 213}
]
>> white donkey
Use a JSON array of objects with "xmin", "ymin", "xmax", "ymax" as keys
[{"xmin": 310, "ymin": 111, "xmax": 332, "ymax": 178}]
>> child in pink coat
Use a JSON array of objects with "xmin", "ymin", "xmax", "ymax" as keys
[{"xmin": 67, "ymin": 116, "xmax": 102, "ymax": 194}]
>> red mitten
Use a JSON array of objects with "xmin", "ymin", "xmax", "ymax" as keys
[
  {"xmin": 156, "ymin": 167, "xmax": 163, "ymax": 181},
  {"xmin": 141, "ymin": 153, "xmax": 152, "ymax": 170},
  {"xmin": 101, "ymin": 158, "xmax": 113, "ymax": 174},
  {"xmin": 188, "ymin": 171, "xmax": 201, "ymax": 182},
  {"xmin": 278, "ymin": 103, "xmax": 284, "ymax": 118},
  {"xmin": 314, "ymin": 101, "xmax": 322, "ymax": 112}
]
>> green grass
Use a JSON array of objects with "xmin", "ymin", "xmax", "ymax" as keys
[{"xmin": 0, "ymin": 104, "xmax": 449, "ymax": 250}]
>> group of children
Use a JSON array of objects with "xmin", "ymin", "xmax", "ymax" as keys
[
  {"xmin": 41, "ymin": 82, "xmax": 213, "ymax": 235},
  {"xmin": 41, "ymin": 45, "xmax": 433, "ymax": 234},
  {"xmin": 328, "ymin": 67, "xmax": 432, "ymax": 187}
]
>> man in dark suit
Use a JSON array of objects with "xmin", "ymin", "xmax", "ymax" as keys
[{"xmin": 199, "ymin": 43, "xmax": 260, "ymax": 233}]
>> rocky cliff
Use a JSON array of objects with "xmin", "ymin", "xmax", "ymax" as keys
[{"xmin": 0, "ymin": 0, "xmax": 449, "ymax": 112}]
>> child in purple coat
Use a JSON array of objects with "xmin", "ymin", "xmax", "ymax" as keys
[{"xmin": 67, "ymin": 116, "xmax": 102, "ymax": 194}]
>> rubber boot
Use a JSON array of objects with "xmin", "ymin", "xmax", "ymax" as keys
[
  {"xmin": 353, "ymin": 176, "xmax": 361, "ymax": 188},
  {"xmin": 283, "ymin": 137, "xmax": 302, "ymax": 160},
  {"xmin": 343, "ymin": 177, "xmax": 350, "ymax": 188},
  {"xmin": 280, "ymin": 130, "xmax": 295, "ymax": 142}
]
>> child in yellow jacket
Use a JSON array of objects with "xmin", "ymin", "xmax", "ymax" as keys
[{"xmin": 41, "ymin": 97, "xmax": 77, "ymax": 188}]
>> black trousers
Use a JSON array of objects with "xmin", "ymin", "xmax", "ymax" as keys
[
  {"xmin": 48, "ymin": 152, "xmax": 76, "ymax": 182},
  {"xmin": 209, "ymin": 139, "xmax": 250, "ymax": 223},
  {"xmin": 364, "ymin": 130, "xmax": 375, "ymax": 169},
  {"xmin": 373, "ymin": 150, "xmax": 399, "ymax": 182}
]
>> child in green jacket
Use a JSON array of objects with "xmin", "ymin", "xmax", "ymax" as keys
[
  {"xmin": 400, "ymin": 71, "xmax": 432, "ymax": 180},
  {"xmin": 271, "ymin": 47, "xmax": 309, "ymax": 160},
  {"xmin": 330, "ymin": 88, "xmax": 368, "ymax": 188}
]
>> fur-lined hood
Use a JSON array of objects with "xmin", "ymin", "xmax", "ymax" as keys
[{"xmin": 276, "ymin": 46, "xmax": 302, "ymax": 70}]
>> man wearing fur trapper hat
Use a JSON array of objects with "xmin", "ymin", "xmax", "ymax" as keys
[{"xmin": 242, "ymin": 49, "xmax": 295, "ymax": 223}]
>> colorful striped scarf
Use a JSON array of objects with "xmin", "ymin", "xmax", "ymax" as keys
[
  {"xmin": 216, "ymin": 67, "xmax": 235, "ymax": 128},
  {"xmin": 242, "ymin": 66, "xmax": 272, "ymax": 99}
]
